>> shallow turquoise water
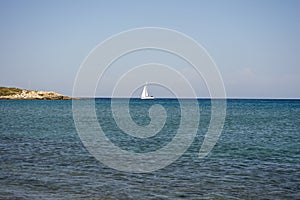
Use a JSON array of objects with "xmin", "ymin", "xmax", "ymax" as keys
[{"xmin": 0, "ymin": 99, "xmax": 299, "ymax": 199}]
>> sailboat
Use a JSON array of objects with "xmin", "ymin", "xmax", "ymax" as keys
[{"xmin": 141, "ymin": 84, "xmax": 154, "ymax": 99}]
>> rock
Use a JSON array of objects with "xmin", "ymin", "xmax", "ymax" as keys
[{"xmin": 0, "ymin": 86, "xmax": 78, "ymax": 100}]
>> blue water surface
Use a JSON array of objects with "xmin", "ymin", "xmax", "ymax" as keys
[{"xmin": 0, "ymin": 99, "xmax": 299, "ymax": 199}]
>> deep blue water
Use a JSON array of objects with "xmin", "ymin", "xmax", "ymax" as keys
[{"xmin": 0, "ymin": 99, "xmax": 299, "ymax": 199}]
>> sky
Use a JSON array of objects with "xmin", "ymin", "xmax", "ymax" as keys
[{"xmin": 0, "ymin": 0, "xmax": 299, "ymax": 98}]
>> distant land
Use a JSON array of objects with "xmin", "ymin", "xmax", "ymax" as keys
[{"xmin": 0, "ymin": 86, "xmax": 77, "ymax": 100}]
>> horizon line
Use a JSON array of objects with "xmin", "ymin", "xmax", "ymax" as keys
[{"xmin": 73, "ymin": 97, "xmax": 300, "ymax": 100}]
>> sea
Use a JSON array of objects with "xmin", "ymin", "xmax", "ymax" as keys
[{"xmin": 0, "ymin": 99, "xmax": 299, "ymax": 199}]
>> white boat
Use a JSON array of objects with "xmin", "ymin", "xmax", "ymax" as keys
[{"xmin": 141, "ymin": 84, "xmax": 154, "ymax": 99}]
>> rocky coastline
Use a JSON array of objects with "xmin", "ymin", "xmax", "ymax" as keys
[{"xmin": 0, "ymin": 86, "xmax": 77, "ymax": 100}]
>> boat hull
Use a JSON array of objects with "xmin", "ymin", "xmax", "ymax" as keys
[{"xmin": 141, "ymin": 96, "xmax": 155, "ymax": 100}]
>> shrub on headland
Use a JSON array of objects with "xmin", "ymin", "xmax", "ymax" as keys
[{"xmin": 0, "ymin": 86, "xmax": 22, "ymax": 96}]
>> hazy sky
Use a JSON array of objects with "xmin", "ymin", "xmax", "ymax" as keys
[{"xmin": 0, "ymin": 0, "xmax": 299, "ymax": 98}]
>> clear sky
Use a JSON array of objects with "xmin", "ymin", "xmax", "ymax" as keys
[{"xmin": 0, "ymin": 0, "xmax": 299, "ymax": 98}]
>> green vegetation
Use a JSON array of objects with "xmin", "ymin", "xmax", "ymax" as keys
[{"xmin": 0, "ymin": 86, "xmax": 22, "ymax": 96}]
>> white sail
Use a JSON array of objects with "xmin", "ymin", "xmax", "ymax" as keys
[
  {"xmin": 141, "ymin": 84, "xmax": 154, "ymax": 99},
  {"xmin": 141, "ymin": 86, "xmax": 148, "ymax": 98}
]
